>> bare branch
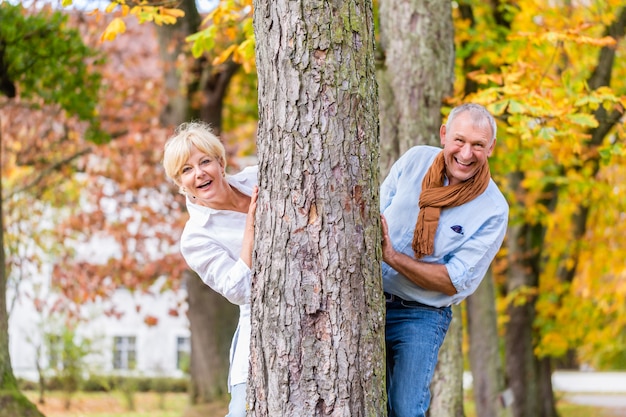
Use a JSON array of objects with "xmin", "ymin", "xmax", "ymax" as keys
[{"xmin": 4, "ymin": 146, "xmax": 93, "ymax": 201}]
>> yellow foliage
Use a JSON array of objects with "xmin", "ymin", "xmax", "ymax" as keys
[
  {"xmin": 190, "ymin": 0, "xmax": 255, "ymax": 72},
  {"xmin": 105, "ymin": 1, "xmax": 118, "ymax": 14},
  {"xmin": 100, "ymin": 17, "xmax": 126, "ymax": 42},
  {"xmin": 536, "ymin": 332, "xmax": 570, "ymax": 358},
  {"xmin": 128, "ymin": 5, "xmax": 185, "ymax": 26},
  {"xmin": 212, "ymin": 44, "xmax": 238, "ymax": 66},
  {"xmin": 456, "ymin": 0, "xmax": 626, "ymax": 366}
]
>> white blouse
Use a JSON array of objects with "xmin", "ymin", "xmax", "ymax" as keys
[{"xmin": 180, "ymin": 165, "xmax": 258, "ymax": 389}]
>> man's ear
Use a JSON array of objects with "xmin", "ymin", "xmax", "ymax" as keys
[
  {"xmin": 487, "ymin": 138, "xmax": 496, "ymax": 157},
  {"xmin": 439, "ymin": 124, "xmax": 447, "ymax": 146}
]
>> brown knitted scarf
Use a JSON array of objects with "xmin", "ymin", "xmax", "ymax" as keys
[{"xmin": 412, "ymin": 151, "xmax": 491, "ymax": 259}]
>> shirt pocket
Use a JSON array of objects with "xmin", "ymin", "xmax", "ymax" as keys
[{"xmin": 434, "ymin": 223, "xmax": 467, "ymax": 255}]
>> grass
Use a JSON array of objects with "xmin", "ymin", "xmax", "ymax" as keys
[
  {"xmin": 22, "ymin": 391, "xmax": 221, "ymax": 417},
  {"xmin": 463, "ymin": 390, "xmax": 624, "ymax": 417},
  {"xmin": 24, "ymin": 390, "xmax": 622, "ymax": 417}
]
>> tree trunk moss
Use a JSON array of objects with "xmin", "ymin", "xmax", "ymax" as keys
[{"xmin": 0, "ymin": 390, "xmax": 45, "ymax": 417}]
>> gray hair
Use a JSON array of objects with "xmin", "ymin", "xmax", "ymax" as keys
[{"xmin": 446, "ymin": 103, "xmax": 497, "ymax": 142}]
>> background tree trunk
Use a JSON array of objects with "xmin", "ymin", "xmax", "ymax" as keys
[
  {"xmin": 504, "ymin": 218, "xmax": 543, "ymax": 417},
  {"xmin": 429, "ymin": 304, "xmax": 465, "ymax": 417},
  {"xmin": 155, "ymin": 0, "xmax": 200, "ymax": 127},
  {"xmin": 248, "ymin": 0, "xmax": 385, "ymax": 415},
  {"xmin": 377, "ymin": 0, "xmax": 455, "ymax": 175},
  {"xmin": 467, "ymin": 269, "xmax": 511, "ymax": 417},
  {"xmin": 185, "ymin": 271, "xmax": 238, "ymax": 403}
]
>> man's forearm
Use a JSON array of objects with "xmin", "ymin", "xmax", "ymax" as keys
[{"xmin": 384, "ymin": 251, "xmax": 457, "ymax": 296}]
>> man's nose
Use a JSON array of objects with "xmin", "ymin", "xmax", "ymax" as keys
[{"xmin": 460, "ymin": 143, "xmax": 472, "ymax": 158}]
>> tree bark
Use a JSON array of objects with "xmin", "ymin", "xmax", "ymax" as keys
[
  {"xmin": 155, "ymin": 0, "xmax": 200, "ymax": 127},
  {"xmin": 429, "ymin": 304, "xmax": 464, "ymax": 417},
  {"xmin": 467, "ymin": 269, "xmax": 511, "ymax": 417},
  {"xmin": 504, "ymin": 213, "xmax": 543, "ymax": 417},
  {"xmin": 248, "ymin": 0, "xmax": 385, "ymax": 415},
  {"xmin": 378, "ymin": 0, "xmax": 454, "ymax": 175}
]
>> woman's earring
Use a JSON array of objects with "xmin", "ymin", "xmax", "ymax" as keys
[{"xmin": 181, "ymin": 187, "xmax": 195, "ymax": 199}]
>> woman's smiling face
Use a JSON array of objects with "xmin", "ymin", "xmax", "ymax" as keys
[
  {"xmin": 439, "ymin": 111, "xmax": 495, "ymax": 186},
  {"xmin": 180, "ymin": 145, "xmax": 225, "ymax": 203}
]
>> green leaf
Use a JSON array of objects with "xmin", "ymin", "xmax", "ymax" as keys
[{"xmin": 566, "ymin": 113, "xmax": 598, "ymax": 128}]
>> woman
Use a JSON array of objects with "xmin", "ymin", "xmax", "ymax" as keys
[{"xmin": 162, "ymin": 121, "xmax": 257, "ymax": 417}]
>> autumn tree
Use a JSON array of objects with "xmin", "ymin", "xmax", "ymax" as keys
[
  {"xmin": 247, "ymin": 0, "xmax": 385, "ymax": 415},
  {"xmin": 0, "ymin": 3, "xmax": 103, "ymax": 416},
  {"xmin": 453, "ymin": 2, "xmax": 626, "ymax": 417}
]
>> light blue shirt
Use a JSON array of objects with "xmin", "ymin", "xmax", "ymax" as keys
[{"xmin": 380, "ymin": 146, "xmax": 508, "ymax": 307}]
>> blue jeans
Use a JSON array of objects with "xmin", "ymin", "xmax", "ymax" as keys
[
  {"xmin": 226, "ymin": 383, "xmax": 246, "ymax": 417},
  {"xmin": 385, "ymin": 296, "xmax": 452, "ymax": 417}
]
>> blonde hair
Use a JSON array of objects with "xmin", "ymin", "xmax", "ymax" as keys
[{"xmin": 162, "ymin": 121, "xmax": 226, "ymax": 189}]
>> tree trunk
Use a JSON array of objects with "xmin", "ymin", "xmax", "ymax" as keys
[
  {"xmin": 467, "ymin": 269, "xmax": 511, "ymax": 417},
  {"xmin": 0, "ymin": 127, "xmax": 44, "ymax": 417},
  {"xmin": 378, "ymin": 0, "xmax": 455, "ymax": 175},
  {"xmin": 429, "ymin": 304, "xmax": 464, "ymax": 417},
  {"xmin": 248, "ymin": 0, "xmax": 385, "ymax": 415},
  {"xmin": 185, "ymin": 271, "xmax": 238, "ymax": 403},
  {"xmin": 504, "ymin": 218, "xmax": 542, "ymax": 417},
  {"xmin": 155, "ymin": 0, "xmax": 200, "ymax": 126}
]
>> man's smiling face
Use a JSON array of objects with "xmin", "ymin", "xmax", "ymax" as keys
[{"xmin": 440, "ymin": 111, "xmax": 495, "ymax": 186}]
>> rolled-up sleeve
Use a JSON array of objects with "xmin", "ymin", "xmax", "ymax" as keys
[{"xmin": 445, "ymin": 210, "xmax": 508, "ymax": 299}]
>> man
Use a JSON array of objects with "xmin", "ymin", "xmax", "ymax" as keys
[{"xmin": 380, "ymin": 103, "xmax": 509, "ymax": 417}]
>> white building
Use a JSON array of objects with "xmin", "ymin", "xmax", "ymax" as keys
[{"xmin": 8, "ymin": 273, "xmax": 191, "ymax": 382}]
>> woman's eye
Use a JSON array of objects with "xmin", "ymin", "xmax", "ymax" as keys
[
  {"xmin": 181, "ymin": 166, "xmax": 191, "ymax": 174},
  {"xmin": 201, "ymin": 158, "xmax": 212, "ymax": 165}
]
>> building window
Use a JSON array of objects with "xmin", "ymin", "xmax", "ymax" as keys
[
  {"xmin": 47, "ymin": 334, "xmax": 62, "ymax": 369},
  {"xmin": 176, "ymin": 336, "xmax": 190, "ymax": 372},
  {"xmin": 113, "ymin": 336, "xmax": 136, "ymax": 370}
]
